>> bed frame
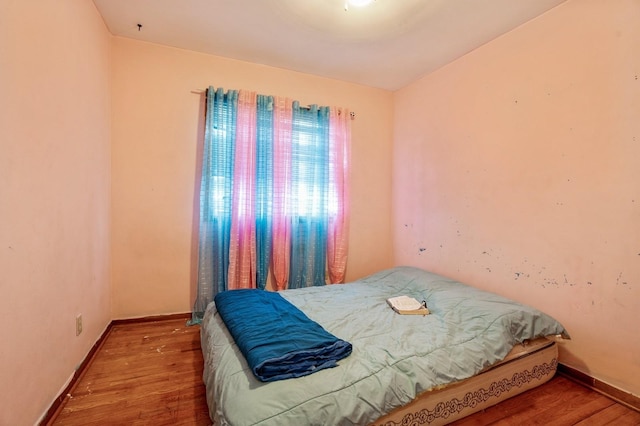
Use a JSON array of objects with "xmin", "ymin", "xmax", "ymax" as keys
[{"xmin": 372, "ymin": 338, "xmax": 558, "ymax": 425}]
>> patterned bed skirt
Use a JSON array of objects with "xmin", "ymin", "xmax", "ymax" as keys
[{"xmin": 372, "ymin": 339, "xmax": 558, "ymax": 426}]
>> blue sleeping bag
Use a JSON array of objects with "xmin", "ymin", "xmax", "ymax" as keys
[{"xmin": 214, "ymin": 289, "xmax": 352, "ymax": 382}]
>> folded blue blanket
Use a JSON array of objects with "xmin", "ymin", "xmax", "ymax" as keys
[{"xmin": 214, "ymin": 289, "xmax": 352, "ymax": 382}]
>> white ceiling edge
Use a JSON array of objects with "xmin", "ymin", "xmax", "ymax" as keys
[{"xmin": 93, "ymin": 0, "xmax": 567, "ymax": 91}]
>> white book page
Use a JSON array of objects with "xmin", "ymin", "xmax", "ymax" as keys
[{"xmin": 387, "ymin": 295, "xmax": 423, "ymax": 311}]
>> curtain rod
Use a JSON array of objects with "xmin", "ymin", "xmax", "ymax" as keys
[{"xmin": 191, "ymin": 89, "xmax": 355, "ymax": 120}]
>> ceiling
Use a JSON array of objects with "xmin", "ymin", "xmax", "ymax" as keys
[{"xmin": 93, "ymin": 0, "xmax": 566, "ymax": 91}]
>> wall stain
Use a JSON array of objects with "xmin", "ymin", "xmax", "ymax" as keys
[
  {"xmin": 541, "ymin": 277, "xmax": 559, "ymax": 288},
  {"xmin": 616, "ymin": 272, "xmax": 628, "ymax": 286},
  {"xmin": 564, "ymin": 274, "xmax": 576, "ymax": 287},
  {"xmin": 468, "ymin": 252, "xmax": 636, "ymax": 291},
  {"xmin": 533, "ymin": 272, "xmax": 632, "ymax": 290}
]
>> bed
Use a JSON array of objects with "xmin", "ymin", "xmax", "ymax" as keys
[{"xmin": 200, "ymin": 266, "xmax": 569, "ymax": 425}]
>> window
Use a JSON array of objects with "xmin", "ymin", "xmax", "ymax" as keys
[{"xmin": 191, "ymin": 87, "xmax": 351, "ymax": 322}]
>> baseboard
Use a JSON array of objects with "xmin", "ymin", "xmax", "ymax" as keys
[
  {"xmin": 558, "ymin": 363, "xmax": 640, "ymax": 412},
  {"xmin": 40, "ymin": 312, "xmax": 193, "ymax": 425},
  {"xmin": 112, "ymin": 312, "xmax": 192, "ymax": 325},
  {"xmin": 40, "ymin": 322, "xmax": 114, "ymax": 425}
]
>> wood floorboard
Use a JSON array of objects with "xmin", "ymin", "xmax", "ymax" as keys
[
  {"xmin": 575, "ymin": 403, "xmax": 640, "ymax": 426},
  {"xmin": 49, "ymin": 319, "xmax": 640, "ymax": 425},
  {"xmin": 50, "ymin": 318, "xmax": 210, "ymax": 426}
]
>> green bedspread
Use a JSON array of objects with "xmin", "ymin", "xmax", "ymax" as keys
[{"xmin": 201, "ymin": 266, "xmax": 569, "ymax": 425}]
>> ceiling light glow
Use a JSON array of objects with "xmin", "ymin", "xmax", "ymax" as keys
[{"xmin": 347, "ymin": 0, "xmax": 374, "ymax": 8}]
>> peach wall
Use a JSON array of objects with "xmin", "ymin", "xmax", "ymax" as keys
[
  {"xmin": 110, "ymin": 38, "xmax": 394, "ymax": 318},
  {"xmin": 0, "ymin": 1, "xmax": 111, "ymax": 424},
  {"xmin": 393, "ymin": 0, "xmax": 640, "ymax": 396}
]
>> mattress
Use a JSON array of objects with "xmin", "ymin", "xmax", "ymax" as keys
[{"xmin": 200, "ymin": 266, "xmax": 568, "ymax": 425}]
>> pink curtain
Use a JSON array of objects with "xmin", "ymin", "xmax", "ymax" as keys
[
  {"xmin": 327, "ymin": 107, "xmax": 351, "ymax": 283},
  {"xmin": 227, "ymin": 90, "xmax": 257, "ymax": 289},
  {"xmin": 271, "ymin": 97, "xmax": 293, "ymax": 290},
  {"xmin": 220, "ymin": 92, "xmax": 350, "ymax": 290}
]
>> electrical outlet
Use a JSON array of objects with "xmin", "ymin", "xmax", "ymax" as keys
[{"xmin": 76, "ymin": 314, "xmax": 83, "ymax": 336}]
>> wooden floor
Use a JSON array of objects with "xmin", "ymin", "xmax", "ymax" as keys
[
  {"xmin": 49, "ymin": 318, "xmax": 640, "ymax": 426},
  {"xmin": 50, "ymin": 318, "xmax": 210, "ymax": 426}
]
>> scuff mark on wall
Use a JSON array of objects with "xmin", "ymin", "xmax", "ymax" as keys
[
  {"xmin": 616, "ymin": 272, "xmax": 628, "ymax": 286},
  {"xmin": 468, "ymin": 248, "xmax": 635, "ymax": 291},
  {"xmin": 563, "ymin": 274, "xmax": 576, "ymax": 287}
]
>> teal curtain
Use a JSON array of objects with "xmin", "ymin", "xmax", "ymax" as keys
[
  {"xmin": 255, "ymin": 95, "xmax": 273, "ymax": 290},
  {"xmin": 288, "ymin": 103, "xmax": 330, "ymax": 289},
  {"xmin": 190, "ymin": 87, "xmax": 237, "ymax": 323}
]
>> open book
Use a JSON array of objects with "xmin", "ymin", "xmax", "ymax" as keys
[{"xmin": 386, "ymin": 295, "xmax": 429, "ymax": 315}]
